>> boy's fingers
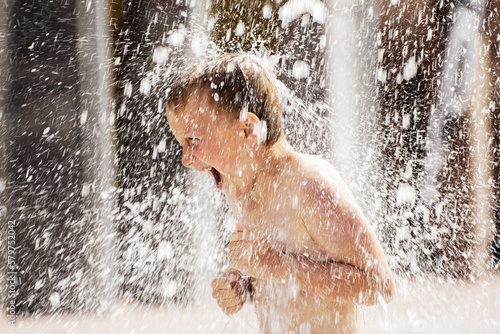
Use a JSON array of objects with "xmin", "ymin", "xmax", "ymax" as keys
[
  {"xmin": 242, "ymin": 229, "xmax": 262, "ymax": 243},
  {"xmin": 228, "ymin": 241, "xmax": 243, "ymax": 252},
  {"xmin": 211, "ymin": 270, "xmax": 242, "ymax": 292},
  {"xmin": 213, "ymin": 287, "xmax": 240, "ymax": 301},
  {"xmin": 211, "ymin": 277, "xmax": 224, "ymax": 288},
  {"xmin": 229, "ymin": 259, "xmax": 247, "ymax": 272},
  {"xmin": 228, "ymin": 249, "xmax": 249, "ymax": 264},
  {"xmin": 218, "ymin": 296, "xmax": 244, "ymax": 309},
  {"xmin": 223, "ymin": 267, "xmax": 240, "ymax": 276},
  {"xmin": 242, "ymin": 228, "xmax": 250, "ymax": 241},
  {"xmin": 211, "ymin": 277, "xmax": 233, "ymax": 290},
  {"xmin": 228, "ymin": 239, "xmax": 253, "ymax": 251},
  {"xmin": 230, "ymin": 232, "xmax": 243, "ymax": 242},
  {"xmin": 228, "ymin": 259, "xmax": 238, "ymax": 270},
  {"xmin": 222, "ymin": 302, "xmax": 244, "ymax": 316}
]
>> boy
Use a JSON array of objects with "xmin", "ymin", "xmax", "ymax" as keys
[{"xmin": 166, "ymin": 54, "xmax": 395, "ymax": 333}]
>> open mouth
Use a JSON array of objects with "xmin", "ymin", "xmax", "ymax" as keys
[{"xmin": 208, "ymin": 167, "xmax": 223, "ymax": 190}]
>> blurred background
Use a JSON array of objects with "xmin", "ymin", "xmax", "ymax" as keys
[{"xmin": 0, "ymin": 0, "xmax": 499, "ymax": 332}]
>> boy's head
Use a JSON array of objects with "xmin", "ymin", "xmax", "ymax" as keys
[{"xmin": 166, "ymin": 53, "xmax": 283, "ymax": 146}]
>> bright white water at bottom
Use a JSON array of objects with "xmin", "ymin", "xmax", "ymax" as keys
[{"xmin": 2, "ymin": 275, "xmax": 499, "ymax": 333}]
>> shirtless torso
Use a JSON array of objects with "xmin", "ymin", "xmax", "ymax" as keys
[
  {"xmin": 166, "ymin": 54, "xmax": 394, "ymax": 333},
  {"xmin": 232, "ymin": 151, "xmax": 367, "ymax": 333}
]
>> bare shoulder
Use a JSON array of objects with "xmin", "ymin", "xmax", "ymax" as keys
[
  {"xmin": 271, "ymin": 150, "xmax": 360, "ymax": 225},
  {"xmin": 292, "ymin": 152, "xmax": 371, "ymax": 241},
  {"xmin": 290, "ymin": 152, "xmax": 355, "ymax": 205},
  {"xmin": 284, "ymin": 153, "xmax": 395, "ymax": 298}
]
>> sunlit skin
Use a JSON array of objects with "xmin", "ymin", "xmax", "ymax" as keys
[{"xmin": 167, "ymin": 89, "xmax": 396, "ymax": 334}]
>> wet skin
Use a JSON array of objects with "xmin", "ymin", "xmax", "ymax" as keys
[{"xmin": 167, "ymin": 90, "xmax": 395, "ymax": 333}]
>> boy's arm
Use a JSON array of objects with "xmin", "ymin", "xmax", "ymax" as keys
[
  {"xmin": 299, "ymin": 175, "xmax": 396, "ymax": 304},
  {"xmin": 228, "ymin": 177, "xmax": 395, "ymax": 305},
  {"xmin": 228, "ymin": 232, "xmax": 392, "ymax": 305}
]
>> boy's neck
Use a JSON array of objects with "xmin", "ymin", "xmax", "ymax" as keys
[{"xmin": 231, "ymin": 136, "xmax": 292, "ymax": 202}]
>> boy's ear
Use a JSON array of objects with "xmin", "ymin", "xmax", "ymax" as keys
[{"xmin": 240, "ymin": 112, "xmax": 260, "ymax": 143}]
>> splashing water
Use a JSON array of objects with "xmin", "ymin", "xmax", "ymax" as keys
[{"xmin": 1, "ymin": 0, "xmax": 499, "ymax": 333}]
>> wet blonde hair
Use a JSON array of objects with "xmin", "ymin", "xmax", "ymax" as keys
[{"xmin": 166, "ymin": 53, "xmax": 283, "ymax": 145}]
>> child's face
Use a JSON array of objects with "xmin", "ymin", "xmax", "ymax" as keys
[{"xmin": 167, "ymin": 90, "xmax": 248, "ymax": 192}]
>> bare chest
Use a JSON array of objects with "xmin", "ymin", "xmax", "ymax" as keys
[{"xmin": 240, "ymin": 195, "xmax": 326, "ymax": 259}]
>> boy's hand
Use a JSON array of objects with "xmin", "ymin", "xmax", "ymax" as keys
[
  {"xmin": 228, "ymin": 230, "xmax": 283, "ymax": 281},
  {"xmin": 211, "ymin": 268, "xmax": 248, "ymax": 315}
]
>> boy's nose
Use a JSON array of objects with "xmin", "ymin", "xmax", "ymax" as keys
[{"xmin": 181, "ymin": 148, "xmax": 196, "ymax": 168}]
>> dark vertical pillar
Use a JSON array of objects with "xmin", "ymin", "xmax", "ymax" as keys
[
  {"xmin": 486, "ymin": 0, "xmax": 500, "ymax": 268},
  {"xmin": 6, "ymin": 1, "xmax": 85, "ymax": 314},
  {"xmin": 374, "ymin": 0, "xmax": 452, "ymax": 274},
  {"xmin": 1, "ymin": 0, "xmax": 116, "ymax": 314},
  {"xmin": 435, "ymin": 114, "xmax": 475, "ymax": 277},
  {"xmin": 0, "ymin": 0, "xmax": 9, "ymax": 311},
  {"xmin": 429, "ymin": 1, "xmax": 493, "ymax": 277},
  {"xmin": 114, "ymin": 0, "xmax": 194, "ymax": 304}
]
